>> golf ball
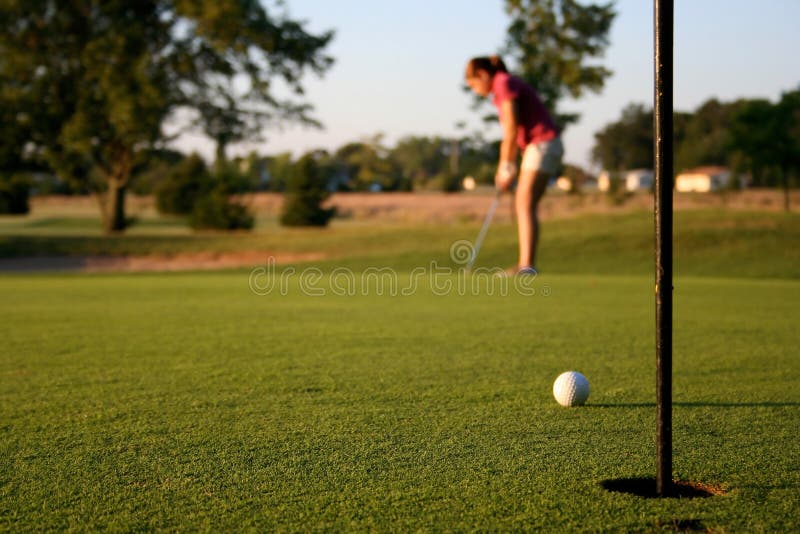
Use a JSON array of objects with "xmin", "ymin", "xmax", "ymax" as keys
[{"xmin": 553, "ymin": 371, "xmax": 590, "ymax": 407}]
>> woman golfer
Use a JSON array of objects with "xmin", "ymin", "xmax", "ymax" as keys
[{"xmin": 465, "ymin": 55, "xmax": 563, "ymax": 275}]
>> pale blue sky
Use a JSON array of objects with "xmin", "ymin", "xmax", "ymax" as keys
[{"xmin": 175, "ymin": 0, "xmax": 800, "ymax": 170}]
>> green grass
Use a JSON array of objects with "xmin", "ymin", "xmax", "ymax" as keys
[
  {"xmin": 1, "ymin": 270, "xmax": 799, "ymax": 531},
  {"xmin": 1, "ymin": 205, "xmax": 799, "ymax": 530},
  {"xmin": 2, "ymin": 208, "xmax": 800, "ymax": 280}
]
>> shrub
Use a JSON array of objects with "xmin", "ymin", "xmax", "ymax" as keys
[
  {"xmin": 213, "ymin": 161, "xmax": 255, "ymax": 194},
  {"xmin": 155, "ymin": 154, "xmax": 211, "ymax": 215},
  {"xmin": 280, "ymin": 155, "xmax": 335, "ymax": 227},
  {"xmin": 155, "ymin": 154, "xmax": 255, "ymax": 230},
  {"xmin": 189, "ymin": 190, "xmax": 254, "ymax": 231}
]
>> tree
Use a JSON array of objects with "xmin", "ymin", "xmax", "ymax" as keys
[
  {"xmin": 189, "ymin": 189, "xmax": 254, "ymax": 231},
  {"xmin": 333, "ymin": 136, "xmax": 394, "ymax": 191},
  {"xmin": 728, "ymin": 99, "xmax": 778, "ymax": 189},
  {"xmin": 0, "ymin": 100, "xmax": 30, "ymax": 214},
  {"xmin": 0, "ymin": 174, "xmax": 30, "ymax": 214},
  {"xmin": 130, "ymin": 148, "xmax": 187, "ymax": 196},
  {"xmin": 503, "ymin": 0, "xmax": 616, "ymax": 127},
  {"xmin": 729, "ymin": 90, "xmax": 800, "ymax": 211},
  {"xmin": 457, "ymin": 132, "xmax": 500, "ymax": 185},
  {"xmin": 388, "ymin": 136, "xmax": 449, "ymax": 191},
  {"xmin": 774, "ymin": 88, "xmax": 800, "ymax": 211},
  {"xmin": 263, "ymin": 152, "xmax": 295, "ymax": 192},
  {"xmin": 280, "ymin": 153, "xmax": 335, "ymax": 227},
  {"xmin": 155, "ymin": 154, "xmax": 212, "ymax": 215},
  {"xmin": 0, "ymin": 1, "xmax": 333, "ymax": 233},
  {"xmin": 675, "ymin": 99, "xmax": 740, "ymax": 172},
  {"xmin": 592, "ymin": 104, "xmax": 654, "ymax": 171}
]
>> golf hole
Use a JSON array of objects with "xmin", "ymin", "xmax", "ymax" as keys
[
  {"xmin": 653, "ymin": 519, "xmax": 707, "ymax": 532},
  {"xmin": 600, "ymin": 477, "xmax": 726, "ymax": 499}
]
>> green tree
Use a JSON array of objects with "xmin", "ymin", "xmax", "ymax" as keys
[
  {"xmin": 130, "ymin": 148, "xmax": 186, "ymax": 196},
  {"xmin": 729, "ymin": 90, "xmax": 800, "ymax": 211},
  {"xmin": 675, "ymin": 99, "xmax": 740, "ymax": 172},
  {"xmin": 388, "ymin": 136, "xmax": 449, "ymax": 191},
  {"xmin": 728, "ymin": 99, "xmax": 777, "ymax": 189},
  {"xmin": 458, "ymin": 133, "xmax": 500, "ymax": 185},
  {"xmin": 155, "ymin": 154, "xmax": 212, "ymax": 215},
  {"xmin": 503, "ymin": 0, "xmax": 616, "ymax": 127},
  {"xmin": 280, "ymin": 153, "xmax": 335, "ymax": 227},
  {"xmin": 592, "ymin": 103, "xmax": 692, "ymax": 173},
  {"xmin": 189, "ymin": 189, "xmax": 254, "ymax": 231},
  {"xmin": 592, "ymin": 104, "xmax": 653, "ymax": 171},
  {"xmin": 0, "ymin": 101, "xmax": 30, "ymax": 175},
  {"xmin": 0, "ymin": 174, "xmax": 30, "ymax": 214},
  {"xmin": 262, "ymin": 152, "xmax": 295, "ymax": 192},
  {"xmin": 774, "ymin": 88, "xmax": 800, "ymax": 211},
  {"xmin": 333, "ymin": 136, "xmax": 394, "ymax": 191},
  {"xmin": 0, "ymin": 1, "xmax": 333, "ymax": 233},
  {"xmin": 0, "ymin": 100, "xmax": 31, "ymax": 214}
]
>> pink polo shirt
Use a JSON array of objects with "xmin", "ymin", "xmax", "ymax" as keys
[{"xmin": 492, "ymin": 71, "xmax": 559, "ymax": 148}]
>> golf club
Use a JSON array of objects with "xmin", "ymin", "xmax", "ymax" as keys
[{"xmin": 466, "ymin": 189, "xmax": 502, "ymax": 272}]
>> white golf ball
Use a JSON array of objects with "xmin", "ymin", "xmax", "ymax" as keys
[{"xmin": 553, "ymin": 371, "xmax": 590, "ymax": 407}]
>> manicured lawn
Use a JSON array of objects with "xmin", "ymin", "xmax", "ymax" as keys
[
  {"xmin": 2, "ymin": 204, "xmax": 798, "ymax": 529},
  {"xmin": 1, "ymin": 268, "xmax": 798, "ymax": 530}
]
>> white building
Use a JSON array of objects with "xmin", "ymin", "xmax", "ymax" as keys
[
  {"xmin": 624, "ymin": 169, "xmax": 654, "ymax": 192},
  {"xmin": 554, "ymin": 176, "xmax": 572, "ymax": 192},
  {"xmin": 675, "ymin": 166, "xmax": 733, "ymax": 192},
  {"xmin": 597, "ymin": 169, "xmax": 654, "ymax": 192},
  {"xmin": 597, "ymin": 171, "xmax": 612, "ymax": 192}
]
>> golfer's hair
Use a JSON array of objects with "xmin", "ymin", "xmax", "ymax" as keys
[{"xmin": 465, "ymin": 55, "xmax": 508, "ymax": 78}]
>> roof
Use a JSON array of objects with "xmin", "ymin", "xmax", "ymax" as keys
[{"xmin": 677, "ymin": 166, "xmax": 729, "ymax": 176}]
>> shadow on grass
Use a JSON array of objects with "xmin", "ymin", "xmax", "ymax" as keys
[
  {"xmin": 600, "ymin": 477, "xmax": 725, "ymax": 499},
  {"xmin": 0, "ymin": 234, "xmax": 267, "ymax": 260},
  {"xmin": 589, "ymin": 402, "xmax": 800, "ymax": 408}
]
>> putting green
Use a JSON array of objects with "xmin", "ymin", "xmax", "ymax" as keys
[{"xmin": 2, "ymin": 270, "xmax": 798, "ymax": 531}]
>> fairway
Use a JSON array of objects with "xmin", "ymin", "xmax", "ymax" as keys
[{"xmin": 2, "ymin": 264, "xmax": 799, "ymax": 530}]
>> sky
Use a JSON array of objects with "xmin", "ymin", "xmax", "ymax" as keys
[{"xmin": 173, "ymin": 0, "xmax": 800, "ymax": 171}]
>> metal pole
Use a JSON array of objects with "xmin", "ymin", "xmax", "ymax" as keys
[{"xmin": 654, "ymin": 0, "xmax": 674, "ymax": 497}]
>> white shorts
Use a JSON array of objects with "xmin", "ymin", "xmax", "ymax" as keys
[{"xmin": 521, "ymin": 137, "xmax": 564, "ymax": 175}]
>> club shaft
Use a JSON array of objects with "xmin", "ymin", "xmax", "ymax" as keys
[{"xmin": 467, "ymin": 192, "xmax": 501, "ymax": 270}]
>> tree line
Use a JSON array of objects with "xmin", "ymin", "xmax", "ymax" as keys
[
  {"xmin": 593, "ymin": 90, "xmax": 800, "ymax": 200},
  {"xmin": 108, "ymin": 133, "xmax": 499, "ymax": 229}
]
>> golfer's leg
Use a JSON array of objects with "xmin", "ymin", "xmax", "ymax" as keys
[
  {"xmin": 515, "ymin": 168, "xmax": 536, "ymax": 267},
  {"xmin": 515, "ymin": 169, "xmax": 550, "ymax": 268}
]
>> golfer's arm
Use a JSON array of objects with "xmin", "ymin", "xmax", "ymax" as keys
[{"xmin": 499, "ymin": 99, "xmax": 519, "ymax": 164}]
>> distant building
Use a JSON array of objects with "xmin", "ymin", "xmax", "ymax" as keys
[
  {"xmin": 624, "ymin": 169, "xmax": 654, "ymax": 192},
  {"xmin": 597, "ymin": 171, "xmax": 612, "ymax": 192},
  {"xmin": 554, "ymin": 176, "xmax": 572, "ymax": 192},
  {"xmin": 597, "ymin": 169, "xmax": 653, "ymax": 192},
  {"xmin": 675, "ymin": 166, "xmax": 734, "ymax": 192}
]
